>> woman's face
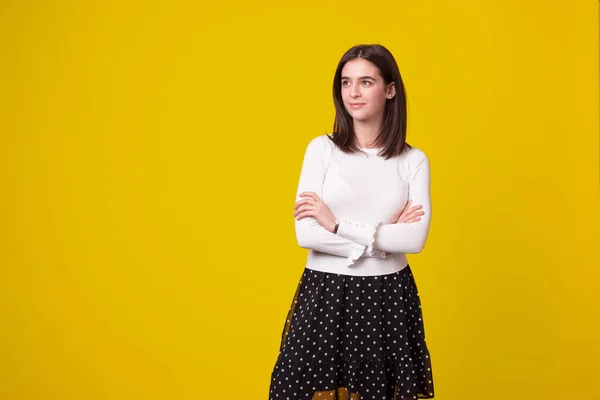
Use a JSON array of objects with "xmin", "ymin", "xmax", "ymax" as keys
[{"xmin": 340, "ymin": 58, "xmax": 395, "ymax": 123}]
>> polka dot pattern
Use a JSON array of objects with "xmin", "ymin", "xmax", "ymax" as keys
[{"xmin": 269, "ymin": 266, "xmax": 434, "ymax": 399}]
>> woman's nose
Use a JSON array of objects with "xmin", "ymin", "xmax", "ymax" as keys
[{"xmin": 350, "ymin": 83, "xmax": 361, "ymax": 97}]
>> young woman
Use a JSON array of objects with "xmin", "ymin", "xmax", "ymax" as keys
[{"xmin": 269, "ymin": 44, "xmax": 434, "ymax": 400}]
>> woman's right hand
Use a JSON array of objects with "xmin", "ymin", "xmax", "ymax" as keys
[{"xmin": 394, "ymin": 200, "xmax": 424, "ymax": 224}]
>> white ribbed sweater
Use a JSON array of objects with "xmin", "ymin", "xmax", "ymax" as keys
[{"xmin": 294, "ymin": 135, "xmax": 432, "ymax": 276}]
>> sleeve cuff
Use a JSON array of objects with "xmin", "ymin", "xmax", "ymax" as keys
[
  {"xmin": 337, "ymin": 219, "xmax": 383, "ymax": 250},
  {"xmin": 364, "ymin": 247, "xmax": 387, "ymax": 259},
  {"xmin": 346, "ymin": 242, "xmax": 366, "ymax": 267}
]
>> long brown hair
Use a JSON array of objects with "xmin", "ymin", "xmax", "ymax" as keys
[{"xmin": 328, "ymin": 44, "xmax": 411, "ymax": 159}]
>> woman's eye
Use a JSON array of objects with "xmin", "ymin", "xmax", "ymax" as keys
[
  {"xmin": 362, "ymin": 81, "xmax": 372, "ymax": 85},
  {"xmin": 342, "ymin": 81, "xmax": 350, "ymax": 86}
]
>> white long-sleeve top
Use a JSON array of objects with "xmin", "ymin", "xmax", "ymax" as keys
[{"xmin": 295, "ymin": 135, "xmax": 432, "ymax": 276}]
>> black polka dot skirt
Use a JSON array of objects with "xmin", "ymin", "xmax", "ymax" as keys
[{"xmin": 269, "ymin": 266, "xmax": 434, "ymax": 400}]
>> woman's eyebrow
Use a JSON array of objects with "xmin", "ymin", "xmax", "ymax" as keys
[{"xmin": 341, "ymin": 75, "xmax": 378, "ymax": 80}]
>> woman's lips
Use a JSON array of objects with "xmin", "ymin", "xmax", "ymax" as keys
[{"xmin": 349, "ymin": 103, "xmax": 366, "ymax": 108}]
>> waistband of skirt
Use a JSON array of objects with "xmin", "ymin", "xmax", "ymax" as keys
[{"xmin": 304, "ymin": 251, "xmax": 408, "ymax": 277}]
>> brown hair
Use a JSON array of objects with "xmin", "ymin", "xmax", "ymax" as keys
[{"xmin": 328, "ymin": 44, "xmax": 411, "ymax": 159}]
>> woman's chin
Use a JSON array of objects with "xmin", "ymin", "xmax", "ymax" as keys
[{"xmin": 350, "ymin": 113, "xmax": 374, "ymax": 123}]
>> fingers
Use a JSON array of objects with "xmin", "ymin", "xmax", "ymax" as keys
[
  {"xmin": 295, "ymin": 192, "xmax": 322, "ymax": 210},
  {"xmin": 401, "ymin": 199, "xmax": 413, "ymax": 212},
  {"xmin": 398, "ymin": 203, "xmax": 425, "ymax": 223},
  {"xmin": 295, "ymin": 211, "xmax": 313, "ymax": 220},
  {"xmin": 397, "ymin": 203, "xmax": 423, "ymax": 222},
  {"xmin": 404, "ymin": 210, "xmax": 425, "ymax": 219},
  {"xmin": 293, "ymin": 204, "xmax": 314, "ymax": 218},
  {"xmin": 399, "ymin": 204, "xmax": 421, "ymax": 215},
  {"xmin": 403, "ymin": 215, "xmax": 423, "ymax": 223},
  {"xmin": 294, "ymin": 198, "xmax": 314, "ymax": 210},
  {"xmin": 403, "ymin": 205, "xmax": 422, "ymax": 215},
  {"xmin": 399, "ymin": 210, "xmax": 425, "ymax": 223},
  {"xmin": 294, "ymin": 193, "xmax": 322, "ymax": 220},
  {"xmin": 399, "ymin": 218, "xmax": 421, "ymax": 223}
]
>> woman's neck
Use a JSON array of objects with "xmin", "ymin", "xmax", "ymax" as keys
[{"xmin": 353, "ymin": 118, "xmax": 382, "ymax": 148}]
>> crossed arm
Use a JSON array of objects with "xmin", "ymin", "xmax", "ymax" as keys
[{"xmin": 293, "ymin": 138, "xmax": 432, "ymax": 265}]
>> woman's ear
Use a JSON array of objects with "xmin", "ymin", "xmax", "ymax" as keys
[{"xmin": 387, "ymin": 82, "xmax": 396, "ymax": 99}]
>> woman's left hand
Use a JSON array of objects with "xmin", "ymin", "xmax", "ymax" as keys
[{"xmin": 293, "ymin": 192, "xmax": 337, "ymax": 232}]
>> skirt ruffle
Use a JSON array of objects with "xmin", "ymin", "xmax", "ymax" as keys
[{"xmin": 269, "ymin": 266, "xmax": 434, "ymax": 400}]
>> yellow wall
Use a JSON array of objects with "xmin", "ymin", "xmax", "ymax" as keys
[{"xmin": 2, "ymin": 1, "xmax": 598, "ymax": 399}]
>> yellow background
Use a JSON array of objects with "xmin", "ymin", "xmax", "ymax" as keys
[{"xmin": 2, "ymin": 1, "xmax": 599, "ymax": 399}]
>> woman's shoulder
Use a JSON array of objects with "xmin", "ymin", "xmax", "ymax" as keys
[
  {"xmin": 300, "ymin": 135, "xmax": 336, "ymax": 163},
  {"xmin": 403, "ymin": 145, "xmax": 429, "ymax": 163},
  {"xmin": 304, "ymin": 134, "xmax": 336, "ymax": 153},
  {"xmin": 397, "ymin": 146, "xmax": 430, "ymax": 178},
  {"xmin": 313, "ymin": 134, "xmax": 335, "ymax": 146}
]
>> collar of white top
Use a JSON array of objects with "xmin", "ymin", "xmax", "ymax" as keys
[{"xmin": 359, "ymin": 147, "xmax": 383, "ymax": 154}]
